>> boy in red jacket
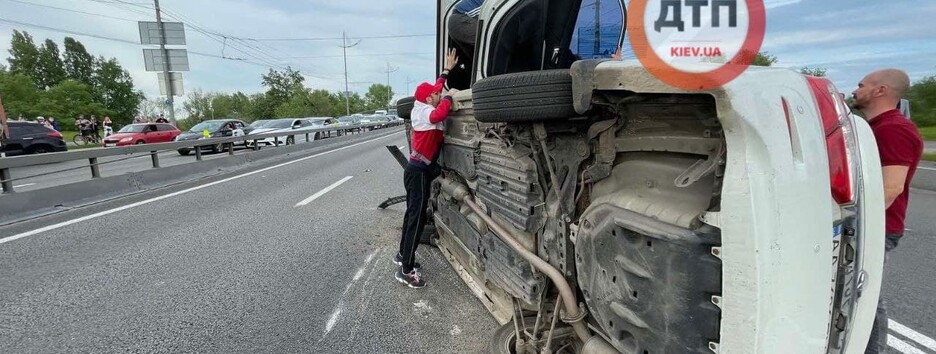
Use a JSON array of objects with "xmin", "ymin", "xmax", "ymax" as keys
[{"xmin": 394, "ymin": 49, "xmax": 459, "ymax": 288}]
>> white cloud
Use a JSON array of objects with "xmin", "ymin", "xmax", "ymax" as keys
[{"xmin": 764, "ymin": 0, "xmax": 803, "ymax": 9}]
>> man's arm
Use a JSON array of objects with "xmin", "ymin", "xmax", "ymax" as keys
[
  {"xmin": 429, "ymin": 96, "xmax": 453, "ymax": 124},
  {"xmin": 882, "ymin": 165, "xmax": 910, "ymax": 208}
]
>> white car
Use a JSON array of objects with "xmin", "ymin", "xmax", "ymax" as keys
[
  {"xmin": 421, "ymin": 0, "xmax": 886, "ymax": 353},
  {"xmin": 245, "ymin": 118, "xmax": 314, "ymax": 147}
]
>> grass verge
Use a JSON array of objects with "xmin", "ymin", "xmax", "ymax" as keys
[{"xmin": 920, "ymin": 126, "xmax": 936, "ymax": 141}]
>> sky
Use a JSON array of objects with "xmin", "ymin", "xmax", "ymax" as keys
[{"xmin": 0, "ymin": 0, "xmax": 934, "ymax": 112}]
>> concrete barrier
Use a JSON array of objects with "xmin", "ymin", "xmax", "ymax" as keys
[{"xmin": 0, "ymin": 127, "xmax": 403, "ymax": 226}]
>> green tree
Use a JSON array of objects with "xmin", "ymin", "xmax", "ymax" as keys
[
  {"xmin": 275, "ymin": 88, "xmax": 314, "ymax": 118},
  {"xmin": 32, "ymin": 80, "xmax": 106, "ymax": 130},
  {"xmin": 62, "ymin": 37, "xmax": 94, "ymax": 84},
  {"xmin": 364, "ymin": 84, "xmax": 394, "ymax": 111},
  {"xmin": 799, "ymin": 66, "xmax": 827, "ymax": 77},
  {"xmin": 308, "ymin": 89, "xmax": 341, "ymax": 116},
  {"xmin": 182, "ymin": 88, "xmax": 214, "ymax": 121},
  {"xmin": 907, "ymin": 75, "xmax": 936, "ymax": 127},
  {"xmin": 229, "ymin": 91, "xmax": 253, "ymax": 119},
  {"xmin": 751, "ymin": 51, "xmax": 777, "ymax": 67},
  {"xmin": 92, "ymin": 56, "xmax": 143, "ymax": 126},
  {"xmin": 210, "ymin": 94, "xmax": 235, "ymax": 119},
  {"xmin": 36, "ymin": 39, "xmax": 66, "ymax": 89},
  {"xmin": 261, "ymin": 66, "xmax": 304, "ymax": 107},
  {"xmin": 0, "ymin": 71, "xmax": 41, "ymax": 118},
  {"xmin": 6, "ymin": 30, "xmax": 41, "ymax": 86}
]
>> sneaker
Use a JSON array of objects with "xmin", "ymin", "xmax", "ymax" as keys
[
  {"xmin": 393, "ymin": 253, "xmax": 421, "ymax": 270},
  {"xmin": 395, "ymin": 267, "xmax": 427, "ymax": 288}
]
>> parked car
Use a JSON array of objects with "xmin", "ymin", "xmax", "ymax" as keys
[
  {"xmin": 403, "ymin": 0, "xmax": 886, "ymax": 353},
  {"xmin": 174, "ymin": 119, "xmax": 252, "ymax": 155},
  {"xmin": 245, "ymin": 118, "xmax": 313, "ymax": 147},
  {"xmin": 102, "ymin": 123, "xmax": 180, "ymax": 147},
  {"xmin": 0, "ymin": 121, "xmax": 67, "ymax": 156}
]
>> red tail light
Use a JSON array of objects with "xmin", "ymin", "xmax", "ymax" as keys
[
  {"xmin": 806, "ymin": 76, "xmax": 856, "ymax": 205},
  {"xmin": 47, "ymin": 131, "xmax": 63, "ymax": 139}
]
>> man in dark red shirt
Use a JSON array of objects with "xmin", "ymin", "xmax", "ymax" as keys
[{"xmin": 851, "ymin": 68, "xmax": 923, "ymax": 354}]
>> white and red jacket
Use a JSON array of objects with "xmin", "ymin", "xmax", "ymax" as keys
[{"xmin": 410, "ymin": 77, "xmax": 453, "ymax": 164}]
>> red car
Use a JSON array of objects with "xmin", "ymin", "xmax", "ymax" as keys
[{"xmin": 102, "ymin": 123, "xmax": 181, "ymax": 147}]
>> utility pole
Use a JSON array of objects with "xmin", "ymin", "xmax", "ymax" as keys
[
  {"xmin": 406, "ymin": 76, "xmax": 418, "ymax": 96},
  {"xmin": 339, "ymin": 32, "xmax": 361, "ymax": 116},
  {"xmin": 153, "ymin": 0, "xmax": 175, "ymax": 124},
  {"xmin": 384, "ymin": 62, "xmax": 399, "ymax": 109}
]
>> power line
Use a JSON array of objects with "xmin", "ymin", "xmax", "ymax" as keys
[
  {"xmin": 247, "ymin": 33, "xmax": 435, "ymax": 42},
  {"xmin": 0, "ymin": 0, "xmax": 144, "ymax": 22},
  {"xmin": 0, "ymin": 17, "xmax": 283, "ymax": 69},
  {"xmin": 275, "ymin": 52, "xmax": 434, "ymax": 59}
]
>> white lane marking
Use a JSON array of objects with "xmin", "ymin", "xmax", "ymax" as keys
[
  {"xmin": 12, "ymin": 183, "xmax": 36, "ymax": 188},
  {"xmin": 888, "ymin": 334, "xmax": 928, "ymax": 354},
  {"xmin": 0, "ymin": 132, "xmax": 402, "ymax": 245},
  {"xmin": 917, "ymin": 166, "xmax": 936, "ymax": 171},
  {"xmin": 324, "ymin": 307, "xmax": 342, "ymax": 334},
  {"xmin": 890, "ymin": 319, "xmax": 936, "ymax": 351},
  {"xmin": 294, "ymin": 176, "xmax": 353, "ymax": 207}
]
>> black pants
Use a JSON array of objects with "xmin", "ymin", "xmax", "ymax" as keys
[
  {"xmin": 398, "ymin": 163, "xmax": 437, "ymax": 273},
  {"xmin": 866, "ymin": 234, "xmax": 901, "ymax": 354}
]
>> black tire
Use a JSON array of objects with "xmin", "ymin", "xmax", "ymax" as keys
[
  {"xmin": 472, "ymin": 69, "xmax": 575, "ymax": 123},
  {"xmin": 72, "ymin": 135, "xmax": 86, "ymax": 146},
  {"xmin": 135, "ymin": 140, "xmax": 145, "ymax": 145},
  {"xmin": 287, "ymin": 136, "xmax": 295, "ymax": 145},
  {"xmin": 213, "ymin": 143, "xmax": 224, "ymax": 153},
  {"xmin": 397, "ymin": 96, "xmax": 415, "ymax": 120},
  {"xmin": 488, "ymin": 317, "xmax": 580, "ymax": 354},
  {"xmin": 178, "ymin": 149, "xmax": 190, "ymax": 156}
]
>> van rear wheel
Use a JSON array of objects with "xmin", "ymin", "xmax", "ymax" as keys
[{"xmin": 472, "ymin": 69, "xmax": 575, "ymax": 123}]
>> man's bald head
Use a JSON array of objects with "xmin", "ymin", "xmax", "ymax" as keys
[
  {"xmin": 852, "ymin": 68, "xmax": 910, "ymax": 119},
  {"xmin": 866, "ymin": 69, "xmax": 910, "ymax": 98}
]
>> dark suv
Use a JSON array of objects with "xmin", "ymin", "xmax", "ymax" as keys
[{"xmin": 1, "ymin": 121, "xmax": 68, "ymax": 156}]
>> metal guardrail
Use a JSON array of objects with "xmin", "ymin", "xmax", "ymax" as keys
[{"xmin": 0, "ymin": 121, "xmax": 402, "ymax": 193}]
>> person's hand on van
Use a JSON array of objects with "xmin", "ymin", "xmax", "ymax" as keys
[{"xmin": 445, "ymin": 48, "xmax": 459, "ymax": 72}]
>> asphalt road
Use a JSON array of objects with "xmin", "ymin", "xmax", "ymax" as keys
[
  {"xmin": 0, "ymin": 131, "xmax": 934, "ymax": 353},
  {"xmin": 884, "ymin": 187, "xmax": 936, "ymax": 353},
  {"xmin": 3, "ymin": 133, "xmax": 337, "ymax": 194},
  {"xmin": 0, "ymin": 131, "xmax": 499, "ymax": 353}
]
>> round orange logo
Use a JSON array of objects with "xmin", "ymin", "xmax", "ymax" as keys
[{"xmin": 627, "ymin": 0, "xmax": 767, "ymax": 91}]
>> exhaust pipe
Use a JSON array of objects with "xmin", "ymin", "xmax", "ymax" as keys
[{"xmin": 438, "ymin": 178, "xmax": 594, "ymax": 343}]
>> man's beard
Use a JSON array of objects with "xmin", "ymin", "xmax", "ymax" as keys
[{"xmin": 850, "ymin": 96, "xmax": 865, "ymax": 110}]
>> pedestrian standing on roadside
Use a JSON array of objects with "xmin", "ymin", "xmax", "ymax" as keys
[
  {"xmin": 49, "ymin": 117, "xmax": 60, "ymax": 131},
  {"xmin": 394, "ymin": 48, "xmax": 459, "ymax": 289},
  {"xmin": 102, "ymin": 116, "xmax": 113, "ymax": 137},
  {"xmin": 851, "ymin": 68, "xmax": 924, "ymax": 354},
  {"xmin": 90, "ymin": 115, "xmax": 100, "ymax": 140},
  {"xmin": 0, "ymin": 95, "xmax": 9, "ymax": 141}
]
